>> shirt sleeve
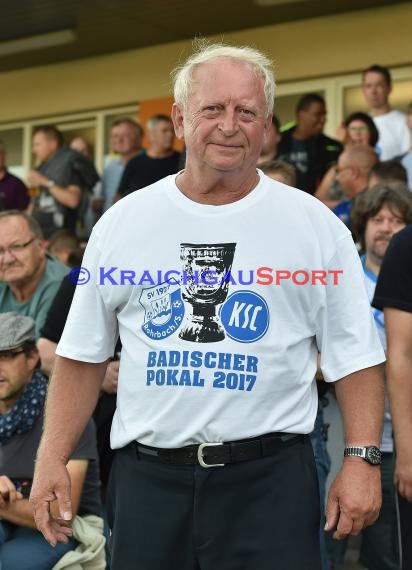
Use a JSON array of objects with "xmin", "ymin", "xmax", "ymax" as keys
[
  {"xmin": 316, "ymin": 234, "xmax": 386, "ymax": 382},
  {"xmin": 372, "ymin": 227, "xmax": 412, "ymax": 313},
  {"xmin": 56, "ymin": 230, "xmax": 119, "ymax": 362}
]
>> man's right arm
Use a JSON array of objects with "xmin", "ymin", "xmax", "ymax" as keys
[
  {"xmin": 384, "ymin": 307, "xmax": 412, "ymax": 502},
  {"xmin": 30, "ymin": 356, "xmax": 107, "ymax": 546}
]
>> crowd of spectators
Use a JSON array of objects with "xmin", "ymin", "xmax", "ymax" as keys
[{"xmin": 0, "ymin": 61, "xmax": 411, "ymax": 570}]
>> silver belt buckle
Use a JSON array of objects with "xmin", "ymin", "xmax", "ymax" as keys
[{"xmin": 197, "ymin": 442, "xmax": 224, "ymax": 468}]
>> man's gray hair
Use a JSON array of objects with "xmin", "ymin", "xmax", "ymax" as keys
[
  {"xmin": 172, "ymin": 41, "xmax": 275, "ymax": 114},
  {"xmin": 0, "ymin": 210, "xmax": 44, "ymax": 239}
]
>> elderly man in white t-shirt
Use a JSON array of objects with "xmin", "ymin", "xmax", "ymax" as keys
[{"xmin": 31, "ymin": 42, "xmax": 385, "ymax": 570}]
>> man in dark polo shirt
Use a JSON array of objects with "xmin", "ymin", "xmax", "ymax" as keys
[
  {"xmin": 116, "ymin": 114, "xmax": 180, "ymax": 198},
  {"xmin": 0, "ymin": 140, "xmax": 29, "ymax": 211}
]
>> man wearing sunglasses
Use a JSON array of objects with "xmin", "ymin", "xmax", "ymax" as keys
[{"xmin": 0, "ymin": 210, "xmax": 68, "ymax": 337}]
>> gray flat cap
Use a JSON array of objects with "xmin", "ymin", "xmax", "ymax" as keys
[{"xmin": 0, "ymin": 312, "xmax": 35, "ymax": 351}]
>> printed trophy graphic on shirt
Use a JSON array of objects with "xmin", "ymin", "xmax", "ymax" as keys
[{"xmin": 179, "ymin": 242, "xmax": 236, "ymax": 342}]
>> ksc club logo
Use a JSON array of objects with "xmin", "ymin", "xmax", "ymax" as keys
[
  {"xmin": 220, "ymin": 290, "xmax": 269, "ymax": 343},
  {"xmin": 139, "ymin": 279, "xmax": 185, "ymax": 340}
]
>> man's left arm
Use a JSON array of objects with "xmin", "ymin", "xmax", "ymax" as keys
[
  {"xmin": 27, "ymin": 170, "xmax": 81, "ymax": 209},
  {"xmin": 384, "ymin": 307, "xmax": 412, "ymax": 501},
  {"xmin": 325, "ymin": 364, "xmax": 384, "ymax": 539}
]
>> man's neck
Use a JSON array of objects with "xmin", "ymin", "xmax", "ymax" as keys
[
  {"xmin": 121, "ymin": 149, "xmax": 141, "ymax": 165},
  {"xmin": 370, "ymin": 104, "xmax": 391, "ymax": 117},
  {"xmin": 364, "ymin": 254, "xmax": 381, "ymax": 277},
  {"xmin": 146, "ymin": 147, "xmax": 174, "ymax": 159},
  {"xmin": 9, "ymin": 259, "xmax": 46, "ymax": 302},
  {"xmin": 176, "ymin": 162, "xmax": 259, "ymax": 205},
  {"xmin": 292, "ymin": 125, "xmax": 314, "ymax": 141},
  {"xmin": 0, "ymin": 167, "xmax": 7, "ymax": 181}
]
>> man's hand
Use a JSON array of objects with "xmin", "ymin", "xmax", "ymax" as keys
[
  {"xmin": 394, "ymin": 449, "xmax": 412, "ymax": 502},
  {"xmin": 30, "ymin": 455, "xmax": 73, "ymax": 547},
  {"xmin": 101, "ymin": 360, "xmax": 119, "ymax": 394},
  {"xmin": 325, "ymin": 458, "xmax": 382, "ymax": 539},
  {"xmin": 27, "ymin": 170, "xmax": 49, "ymax": 188},
  {"xmin": 0, "ymin": 476, "xmax": 23, "ymax": 508}
]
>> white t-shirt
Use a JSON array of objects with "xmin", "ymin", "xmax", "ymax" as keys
[
  {"xmin": 373, "ymin": 109, "xmax": 410, "ymax": 160},
  {"xmin": 57, "ymin": 172, "xmax": 385, "ymax": 449}
]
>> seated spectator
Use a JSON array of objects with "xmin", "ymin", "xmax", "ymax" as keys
[
  {"xmin": 332, "ymin": 146, "xmax": 378, "ymax": 229},
  {"xmin": 316, "ymin": 112, "xmax": 379, "ymax": 208},
  {"xmin": 0, "ymin": 211, "xmax": 68, "ymax": 337},
  {"xmin": 257, "ymin": 115, "xmax": 281, "ymax": 166},
  {"xmin": 116, "ymin": 114, "xmax": 180, "ymax": 199},
  {"xmin": 368, "ymin": 160, "xmax": 408, "ymax": 189},
  {"xmin": 47, "ymin": 229, "xmax": 81, "ymax": 266},
  {"xmin": 27, "ymin": 125, "xmax": 99, "ymax": 238},
  {"xmin": 0, "ymin": 312, "xmax": 104, "ymax": 570},
  {"xmin": 0, "ymin": 140, "xmax": 29, "ymax": 211},
  {"xmin": 259, "ymin": 159, "xmax": 296, "ymax": 186}
]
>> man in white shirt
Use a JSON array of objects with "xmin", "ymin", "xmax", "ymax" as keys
[
  {"xmin": 362, "ymin": 65, "xmax": 409, "ymax": 160},
  {"xmin": 31, "ymin": 42, "xmax": 385, "ymax": 570}
]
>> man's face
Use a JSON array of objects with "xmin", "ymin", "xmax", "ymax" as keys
[
  {"xmin": 110, "ymin": 123, "xmax": 141, "ymax": 156},
  {"xmin": 0, "ymin": 216, "xmax": 45, "ymax": 285},
  {"xmin": 335, "ymin": 153, "xmax": 356, "ymax": 197},
  {"xmin": 346, "ymin": 120, "xmax": 371, "ymax": 147},
  {"xmin": 173, "ymin": 58, "xmax": 270, "ymax": 173},
  {"xmin": 364, "ymin": 204, "xmax": 406, "ymax": 261},
  {"xmin": 32, "ymin": 132, "xmax": 58, "ymax": 163},
  {"xmin": 148, "ymin": 120, "xmax": 175, "ymax": 152},
  {"xmin": 362, "ymin": 72, "xmax": 391, "ymax": 110},
  {"xmin": 0, "ymin": 348, "xmax": 39, "ymax": 409},
  {"xmin": 298, "ymin": 102, "xmax": 326, "ymax": 136}
]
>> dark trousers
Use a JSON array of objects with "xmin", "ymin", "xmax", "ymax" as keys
[
  {"xmin": 398, "ymin": 492, "xmax": 412, "ymax": 570},
  {"xmin": 107, "ymin": 435, "xmax": 321, "ymax": 570}
]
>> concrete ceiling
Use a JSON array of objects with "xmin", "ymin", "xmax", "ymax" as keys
[{"xmin": 0, "ymin": 0, "xmax": 407, "ymax": 73}]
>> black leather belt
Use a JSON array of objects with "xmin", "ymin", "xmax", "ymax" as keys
[{"xmin": 132, "ymin": 432, "xmax": 306, "ymax": 468}]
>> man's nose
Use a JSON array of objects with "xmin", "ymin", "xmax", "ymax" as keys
[
  {"xmin": 218, "ymin": 111, "xmax": 238, "ymax": 135},
  {"xmin": 1, "ymin": 249, "xmax": 16, "ymax": 264}
]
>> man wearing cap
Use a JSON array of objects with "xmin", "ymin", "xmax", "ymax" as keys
[
  {"xmin": 0, "ymin": 210, "xmax": 68, "ymax": 338},
  {"xmin": 0, "ymin": 312, "xmax": 102, "ymax": 570}
]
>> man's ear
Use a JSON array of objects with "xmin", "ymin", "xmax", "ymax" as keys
[
  {"xmin": 172, "ymin": 103, "xmax": 185, "ymax": 140},
  {"xmin": 37, "ymin": 238, "xmax": 48, "ymax": 258},
  {"xmin": 27, "ymin": 348, "xmax": 40, "ymax": 373},
  {"xmin": 263, "ymin": 114, "xmax": 272, "ymax": 134}
]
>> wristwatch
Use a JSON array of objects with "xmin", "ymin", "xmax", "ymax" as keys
[
  {"xmin": 344, "ymin": 446, "xmax": 382, "ymax": 465},
  {"xmin": 46, "ymin": 179, "xmax": 55, "ymax": 189}
]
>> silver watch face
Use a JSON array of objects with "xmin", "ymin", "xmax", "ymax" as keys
[{"xmin": 366, "ymin": 446, "xmax": 382, "ymax": 465}]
